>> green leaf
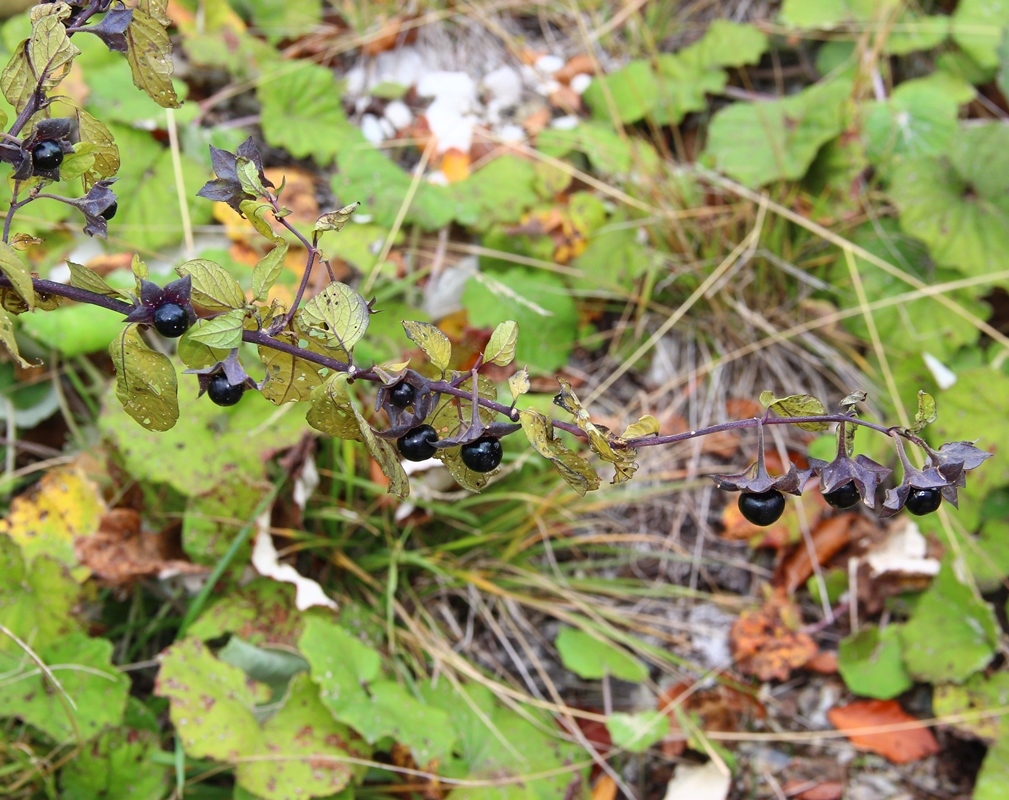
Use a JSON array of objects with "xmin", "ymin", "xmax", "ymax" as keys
[
  {"xmin": 952, "ymin": 0, "xmax": 1009, "ymax": 69},
  {"xmin": 555, "ymin": 625, "xmax": 648, "ymax": 682},
  {"xmin": 899, "ymin": 561, "xmax": 999, "ymax": 683},
  {"xmin": 975, "ymin": 733, "xmax": 1009, "ymax": 800},
  {"xmin": 233, "ymin": 0, "xmax": 322, "ymax": 43},
  {"xmin": 484, "ymin": 320, "xmax": 518, "ymax": 366},
  {"xmin": 0, "ymin": 534, "xmax": 79, "ymax": 653},
  {"xmin": 258, "ymin": 334, "xmax": 328, "ymax": 405},
  {"xmin": 124, "ymin": 0, "xmax": 181, "ymax": 108},
  {"xmin": 297, "ymin": 283, "xmax": 371, "ymax": 353},
  {"xmin": 99, "ymin": 370, "xmax": 308, "ymax": 496},
  {"xmin": 187, "ymin": 308, "xmax": 246, "ymax": 350},
  {"xmin": 154, "ymin": 636, "xmax": 260, "ymax": 755},
  {"xmin": 890, "ymin": 123, "xmax": 1009, "ymax": 277},
  {"xmin": 401, "ymin": 320, "xmax": 451, "ymax": 373},
  {"xmin": 519, "ymin": 408, "xmax": 600, "ymax": 496},
  {"xmin": 306, "ymin": 374, "xmax": 362, "ymax": 441},
  {"xmin": 183, "ymin": 474, "xmax": 270, "ymax": 566},
  {"xmin": 837, "ymin": 624, "xmax": 913, "ymax": 700},
  {"xmin": 760, "ymin": 392, "xmax": 830, "ymax": 432},
  {"xmin": 252, "ymin": 243, "xmax": 288, "ymax": 302},
  {"xmin": 60, "ymin": 721, "xmax": 169, "ymax": 799},
  {"xmin": 246, "ymin": 673, "xmax": 368, "ymax": 797},
  {"xmin": 607, "ymin": 711, "xmax": 668, "ymax": 754},
  {"xmin": 74, "ymin": 108, "xmax": 120, "ymax": 188},
  {"xmin": 538, "ymin": 121, "xmax": 639, "ymax": 175},
  {"xmin": 933, "ymin": 671, "xmax": 1009, "ymax": 742},
  {"xmin": 299, "ymin": 617, "xmax": 455, "ymax": 765},
  {"xmin": 704, "ymin": 79, "xmax": 852, "ymax": 188},
  {"xmin": 177, "ymin": 258, "xmax": 247, "ymax": 311},
  {"xmin": 582, "ymin": 59, "xmax": 657, "ymax": 124},
  {"xmin": 114, "ymin": 145, "xmax": 214, "ymax": 253},
  {"xmin": 0, "ymin": 241, "xmax": 34, "ymax": 312},
  {"xmin": 863, "ymin": 78, "xmax": 960, "ymax": 168},
  {"xmin": 929, "ymin": 369, "xmax": 1009, "ymax": 498},
  {"xmin": 0, "ymin": 306, "xmax": 28, "ymax": 367},
  {"xmin": 912, "ymin": 390, "xmax": 938, "ymax": 432},
  {"xmin": 962, "ymin": 519, "xmax": 1009, "ymax": 593},
  {"xmin": 177, "ymin": 319, "xmax": 230, "ymax": 369},
  {"xmin": 422, "ymin": 680, "xmax": 589, "ymax": 800},
  {"xmin": 27, "ymin": 14, "xmax": 80, "ymax": 106},
  {"xmin": 157, "ymin": 637, "xmax": 366, "ymax": 799},
  {"xmin": 187, "ymin": 578, "xmax": 304, "ymax": 646},
  {"xmin": 258, "ymin": 61, "xmax": 352, "ymax": 164},
  {"xmin": 686, "ymin": 19, "xmax": 769, "ymax": 69},
  {"xmin": 462, "ymin": 268, "xmax": 578, "ymax": 374},
  {"xmin": 830, "ymin": 220, "xmax": 986, "ymax": 361},
  {"xmin": 0, "ymin": 631, "xmax": 128, "ymax": 741},
  {"xmin": 67, "ymin": 260, "xmax": 127, "ymax": 300},
  {"xmin": 240, "ymin": 199, "xmax": 281, "ymax": 243},
  {"xmin": 108, "ymin": 324, "xmax": 179, "ymax": 432}
]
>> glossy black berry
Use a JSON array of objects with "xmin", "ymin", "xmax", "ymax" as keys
[
  {"xmin": 823, "ymin": 481, "xmax": 860, "ymax": 510},
  {"xmin": 152, "ymin": 302, "xmax": 190, "ymax": 338},
  {"xmin": 905, "ymin": 487, "xmax": 942, "ymax": 516},
  {"xmin": 389, "ymin": 382, "xmax": 416, "ymax": 408},
  {"xmin": 31, "ymin": 140, "xmax": 63, "ymax": 171},
  {"xmin": 738, "ymin": 489, "xmax": 785, "ymax": 527},
  {"xmin": 100, "ymin": 201, "xmax": 118, "ymax": 221},
  {"xmin": 397, "ymin": 425, "xmax": 438, "ymax": 462},
  {"xmin": 460, "ymin": 436, "xmax": 503, "ymax": 473},
  {"xmin": 207, "ymin": 374, "xmax": 245, "ymax": 407}
]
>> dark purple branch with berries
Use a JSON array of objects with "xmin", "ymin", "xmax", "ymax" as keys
[{"xmin": 0, "ymin": 0, "xmax": 992, "ymax": 519}]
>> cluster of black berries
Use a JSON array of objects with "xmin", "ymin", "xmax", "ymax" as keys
[
  {"xmin": 715, "ymin": 420, "xmax": 990, "ymax": 526},
  {"xmin": 385, "ymin": 382, "xmax": 505, "ymax": 473}
]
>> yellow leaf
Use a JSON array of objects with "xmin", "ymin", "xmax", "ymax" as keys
[{"xmin": 0, "ymin": 465, "xmax": 105, "ymax": 576}]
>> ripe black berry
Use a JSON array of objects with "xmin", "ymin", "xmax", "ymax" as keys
[
  {"xmin": 389, "ymin": 382, "xmax": 415, "ymax": 408},
  {"xmin": 738, "ymin": 490, "xmax": 785, "ymax": 527},
  {"xmin": 152, "ymin": 302, "xmax": 190, "ymax": 338},
  {"xmin": 460, "ymin": 436, "xmax": 503, "ymax": 473},
  {"xmin": 905, "ymin": 487, "xmax": 942, "ymax": 516},
  {"xmin": 100, "ymin": 201, "xmax": 118, "ymax": 221},
  {"xmin": 31, "ymin": 140, "xmax": 63, "ymax": 171},
  {"xmin": 207, "ymin": 374, "xmax": 245, "ymax": 407},
  {"xmin": 823, "ymin": 481, "xmax": 860, "ymax": 510},
  {"xmin": 397, "ymin": 425, "xmax": 438, "ymax": 462}
]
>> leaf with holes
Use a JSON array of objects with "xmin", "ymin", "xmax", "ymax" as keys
[
  {"xmin": 108, "ymin": 324, "xmax": 179, "ymax": 431},
  {"xmin": 401, "ymin": 320, "xmax": 452, "ymax": 373},
  {"xmin": 124, "ymin": 0, "xmax": 180, "ymax": 107},
  {"xmin": 520, "ymin": 408, "xmax": 600, "ymax": 496},
  {"xmin": 306, "ymin": 374, "xmax": 362, "ymax": 441},
  {"xmin": 258, "ymin": 336, "xmax": 328, "ymax": 405},
  {"xmin": 297, "ymin": 283, "xmax": 370, "ymax": 353},
  {"xmin": 177, "ymin": 258, "xmax": 246, "ymax": 311},
  {"xmin": 0, "ymin": 241, "xmax": 34, "ymax": 312}
]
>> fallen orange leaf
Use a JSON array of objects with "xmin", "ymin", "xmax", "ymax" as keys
[
  {"xmin": 827, "ymin": 699, "xmax": 939, "ymax": 764},
  {"xmin": 730, "ymin": 590, "xmax": 818, "ymax": 681},
  {"xmin": 440, "ymin": 149, "xmax": 471, "ymax": 183},
  {"xmin": 775, "ymin": 513, "xmax": 858, "ymax": 592},
  {"xmin": 592, "ymin": 774, "xmax": 617, "ymax": 800}
]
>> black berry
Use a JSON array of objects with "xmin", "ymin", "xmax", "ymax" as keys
[
  {"xmin": 905, "ymin": 487, "xmax": 942, "ymax": 516},
  {"xmin": 31, "ymin": 140, "xmax": 63, "ymax": 171},
  {"xmin": 397, "ymin": 425, "xmax": 438, "ymax": 462},
  {"xmin": 460, "ymin": 436, "xmax": 503, "ymax": 473},
  {"xmin": 207, "ymin": 374, "xmax": 245, "ymax": 407},
  {"xmin": 823, "ymin": 481, "xmax": 860, "ymax": 510},
  {"xmin": 389, "ymin": 382, "xmax": 416, "ymax": 408},
  {"xmin": 100, "ymin": 201, "xmax": 118, "ymax": 221},
  {"xmin": 738, "ymin": 490, "xmax": 785, "ymax": 526},
  {"xmin": 152, "ymin": 302, "xmax": 190, "ymax": 338}
]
